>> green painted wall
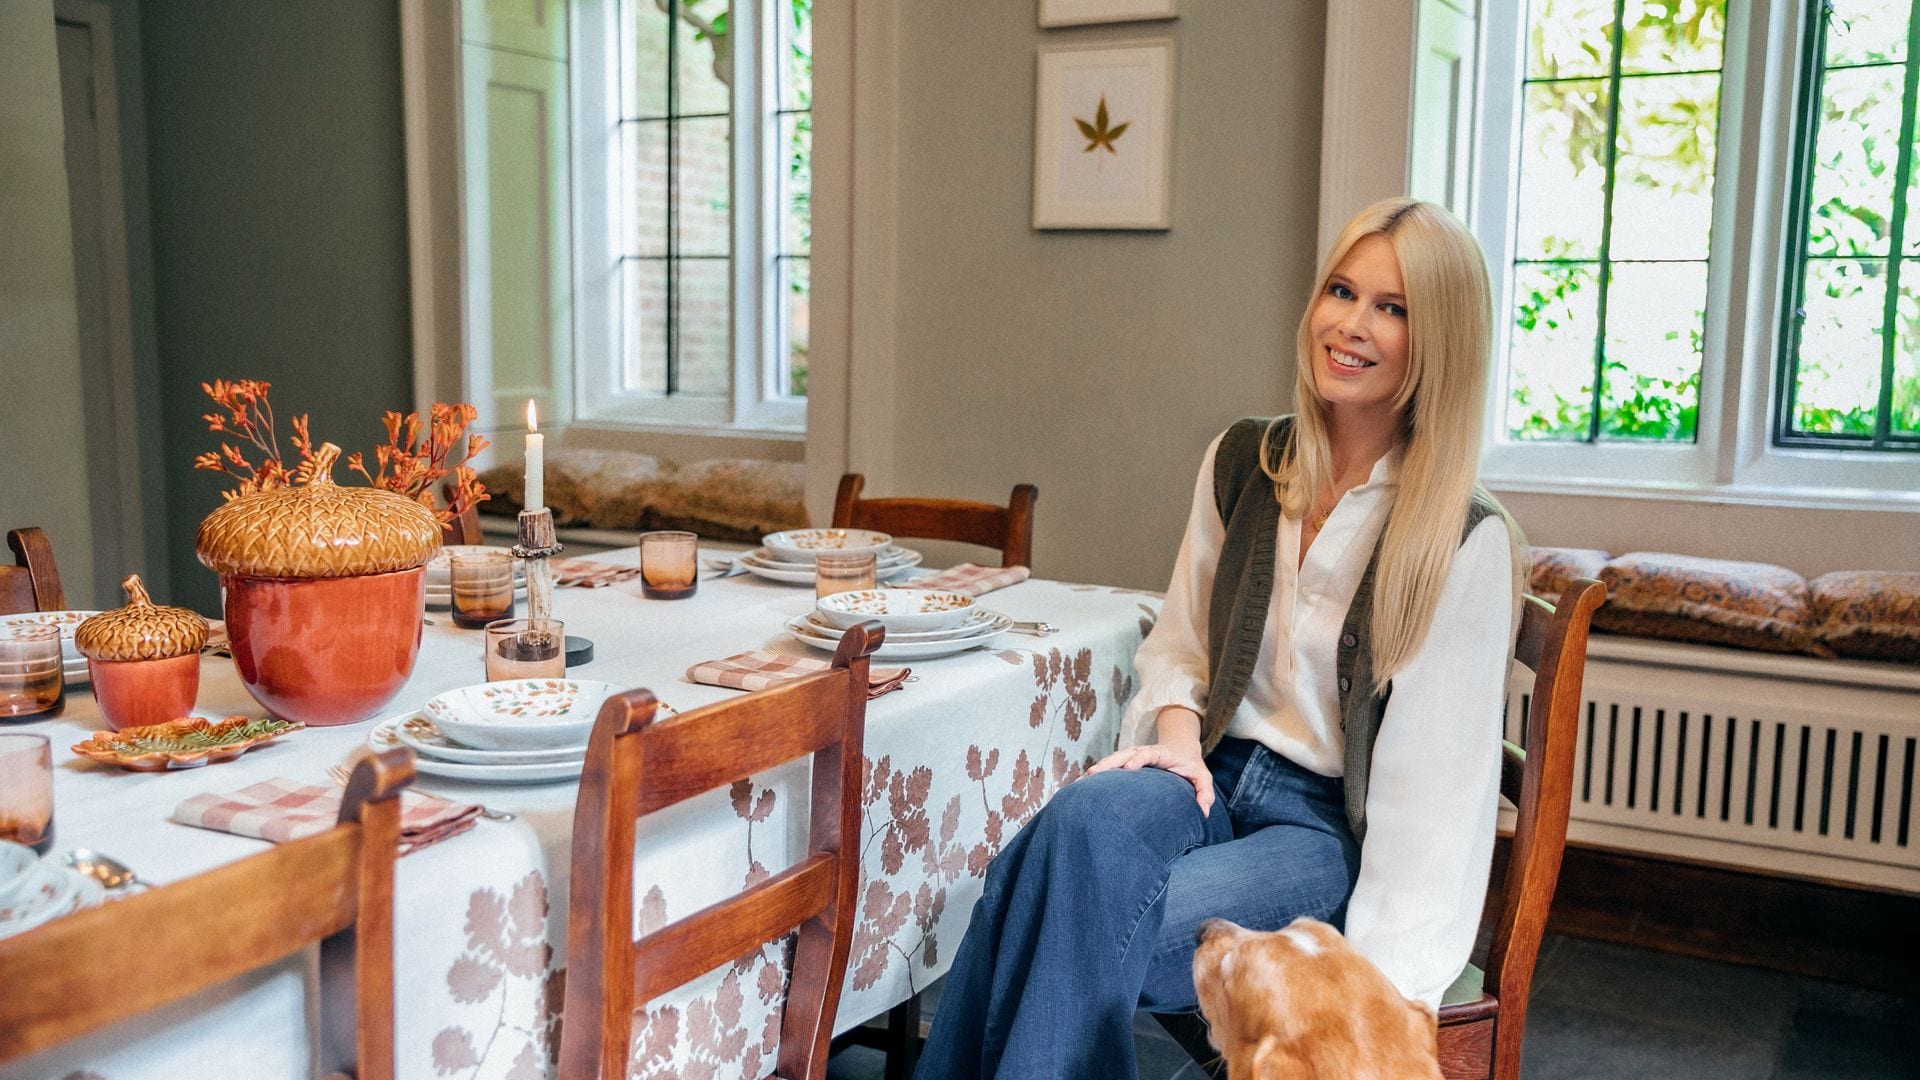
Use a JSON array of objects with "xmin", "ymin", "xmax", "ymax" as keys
[
  {"xmin": 0, "ymin": 2, "xmax": 95, "ymax": 608},
  {"xmin": 142, "ymin": 0, "xmax": 415, "ymax": 613}
]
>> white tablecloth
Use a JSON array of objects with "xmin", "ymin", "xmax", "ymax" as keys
[{"xmin": 3, "ymin": 554, "xmax": 1161, "ymax": 1080}]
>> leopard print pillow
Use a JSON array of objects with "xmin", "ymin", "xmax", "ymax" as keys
[
  {"xmin": 1596, "ymin": 552, "xmax": 1831, "ymax": 657},
  {"xmin": 1529, "ymin": 546, "xmax": 1610, "ymax": 603},
  {"xmin": 1808, "ymin": 571, "xmax": 1920, "ymax": 663},
  {"xmin": 647, "ymin": 458, "xmax": 808, "ymax": 543},
  {"xmin": 475, "ymin": 448, "xmax": 675, "ymax": 529}
]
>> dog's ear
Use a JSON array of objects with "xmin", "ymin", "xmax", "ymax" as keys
[{"xmin": 1249, "ymin": 1033, "xmax": 1312, "ymax": 1080}]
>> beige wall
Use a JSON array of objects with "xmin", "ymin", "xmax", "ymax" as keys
[
  {"xmin": 0, "ymin": 1, "xmax": 97, "ymax": 607},
  {"xmin": 879, "ymin": 2, "xmax": 1326, "ymax": 591}
]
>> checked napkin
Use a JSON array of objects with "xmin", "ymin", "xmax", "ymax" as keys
[
  {"xmin": 892, "ymin": 563, "xmax": 1031, "ymax": 596},
  {"xmin": 551, "ymin": 556, "xmax": 645, "ymax": 588},
  {"xmin": 687, "ymin": 650, "xmax": 911, "ymax": 699},
  {"xmin": 172, "ymin": 777, "xmax": 482, "ymax": 856}
]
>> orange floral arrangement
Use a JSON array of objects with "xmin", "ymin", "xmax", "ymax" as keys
[{"xmin": 193, "ymin": 378, "xmax": 490, "ymax": 525}]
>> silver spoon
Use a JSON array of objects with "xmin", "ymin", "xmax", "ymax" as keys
[{"xmin": 64, "ymin": 849, "xmax": 140, "ymax": 891}]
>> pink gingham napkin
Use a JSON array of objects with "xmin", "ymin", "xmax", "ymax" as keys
[
  {"xmin": 552, "ymin": 556, "xmax": 644, "ymax": 588},
  {"xmin": 687, "ymin": 650, "xmax": 911, "ymax": 699},
  {"xmin": 171, "ymin": 777, "xmax": 482, "ymax": 856},
  {"xmin": 892, "ymin": 563, "xmax": 1031, "ymax": 596}
]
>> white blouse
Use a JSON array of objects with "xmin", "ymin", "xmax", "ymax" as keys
[{"xmin": 1119, "ymin": 430, "xmax": 1516, "ymax": 1009}]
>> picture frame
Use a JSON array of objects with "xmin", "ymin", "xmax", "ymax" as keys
[
  {"xmin": 1038, "ymin": 0, "xmax": 1177, "ymax": 29},
  {"xmin": 1032, "ymin": 40, "xmax": 1175, "ymax": 231}
]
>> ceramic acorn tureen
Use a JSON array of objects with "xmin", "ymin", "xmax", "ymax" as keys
[{"xmin": 196, "ymin": 443, "xmax": 442, "ymax": 726}]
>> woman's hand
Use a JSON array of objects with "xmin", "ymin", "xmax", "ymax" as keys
[{"xmin": 1086, "ymin": 737, "xmax": 1215, "ymax": 815}]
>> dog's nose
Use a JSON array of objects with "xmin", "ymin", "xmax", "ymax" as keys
[{"xmin": 1195, "ymin": 918, "xmax": 1235, "ymax": 946}]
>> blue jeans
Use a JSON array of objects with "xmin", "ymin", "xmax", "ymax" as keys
[{"xmin": 914, "ymin": 737, "xmax": 1360, "ymax": 1080}]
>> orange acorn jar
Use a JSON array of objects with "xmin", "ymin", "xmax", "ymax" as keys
[
  {"xmin": 75, "ymin": 575, "xmax": 209, "ymax": 731},
  {"xmin": 196, "ymin": 443, "xmax": 442, "ymax": 727}
]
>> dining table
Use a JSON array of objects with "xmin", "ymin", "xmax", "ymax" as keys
[{"xmin": 2, "ymin": 547, "xmax": 1162, "ymax": 1080}]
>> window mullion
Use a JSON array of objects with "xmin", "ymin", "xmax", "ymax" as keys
[
  {"xmin": 666, "ymin": 0, "xmax": 681, "ymax": 397},
  {"xmin": 1871, "ymin": 9, "xmax": 1920, "ymax": 448},
  {"xmin": 1587, "ymin": 0, "xmax": 1631, "ymax": 444}
]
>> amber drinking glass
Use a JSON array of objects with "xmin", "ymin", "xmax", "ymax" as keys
[
  {"xmin": 0, "ymin": 626, "xmax": 64, "ymax": 719},
  {"xmin": 450, "ymin": 550, "xmax": 517, "ymax": 629},
  {"xmin": 0, "ymin": 734, "xmax": 53, "ymax": 855},
  {"xmin": 484, "ymin": 618, "xmax": 565, "ymax": 681},
  {"xmin": 639, "ymin": 531, "xmax": 698, "ymax": 600},
  {"xmin": 815, "ymin": 551, "xmax": 878, "ymax": 600}
]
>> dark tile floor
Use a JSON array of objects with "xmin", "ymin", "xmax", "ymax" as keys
[{"xmin": 827, "ymin": 934, "xmax": 1919, "ymax": 1079}]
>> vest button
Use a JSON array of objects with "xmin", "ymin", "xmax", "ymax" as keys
[
  {"xmin": 1341, "ymin": 633, "xmax": 1357, "ymax": 648},
  {"xmin": 1338, "ymin": 676, "xmax": 1351, "ymax": 693}
]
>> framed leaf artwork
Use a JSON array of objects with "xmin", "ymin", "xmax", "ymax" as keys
[
  {"xmin": 1032, "ymin": 40, "xmax": 1175, "ymax": 230},
  {"xmin": 1038, "ymin": 0, "xmax": 1176, "ymax": 29}
]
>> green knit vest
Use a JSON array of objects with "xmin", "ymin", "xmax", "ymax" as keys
[{"xmin": 1202, "ymin": 416, "xmax": 1498, "ymax": 841}]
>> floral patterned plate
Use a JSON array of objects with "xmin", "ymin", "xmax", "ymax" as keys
[
  {"xmin": 368, "ymin": 717, "xmax": 587, "ymax": 784},
  {"xmin": 70, "ymin": 715, "xmax": 304, "ymax": 771},
  {"xmin": 423, "ymin": 678, "xmax": 619, "ymax": 752},
  {"xmin": 785, "ymin": 614, "xmax": 1004, "ymax": 661},
  {"xmin": 0, "ymin": 862, "xmax": 104, "ymax": 940},
  {"xmin": 738, "ymin": 548, "xmax": 923, "ymax": 586}
]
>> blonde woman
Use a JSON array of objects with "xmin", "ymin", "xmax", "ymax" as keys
[{"xmin": 916, "ymin": 199, "xmax": 1528, "ymax": 1080}]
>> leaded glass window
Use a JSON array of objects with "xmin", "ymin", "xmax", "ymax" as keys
[
  {"xmin": 1505, "ymin": 0, "xmax": 1729, "ymax": 443},
  {"xmin": 1778, "ymin": 0, "xmax": 1920, "ymax": 450}
]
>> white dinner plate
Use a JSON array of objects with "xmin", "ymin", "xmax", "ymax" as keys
[
  {"xmin": 784, "ymin": 614, "xmax": 1003, "ymax": 661},
  {"xmin": 741, "ymin": 549, "xmax": 923, "ymax": 586},
  {"xmin": 800, "ymin": 608, "xmax": 1013, "ymax": 643},
  {"xmin": 369, "ymin": 716, "xmax": 586, "ymax": 784},
  {"xmin": 387, "ymin": 713, "xmax": 587, "ymax": 765}
]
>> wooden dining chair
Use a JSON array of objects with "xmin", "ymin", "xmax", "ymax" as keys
[
  {"xmin": 2, "ymin": 527, "xmax": 67, "ymax": 614},
  {"xmin": 831, "ymin": 474, "xmax": 1038, "ymax": 569},
  {"xmin": 559, "ymin": 623, "xmax": 884, "ymax": 1080},
  {"xmin": 1157, "ymin": 578, "xmax": 1607, "ymax": 1080},
  {"xmin": 0, "ymin": 748, "xmax": 414, "ymax": 1079},
  {"xmin": 440, "ymin": 483, "xmax": 484, "ymax": 546}
]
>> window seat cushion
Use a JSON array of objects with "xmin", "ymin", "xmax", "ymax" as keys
[
  {"xmin": 1808, "ymin": 571, "xmax": 1920, "ymax": 663},
  {"xmin": 1594, "ymin": 552, "xmax": 1832, "ymax": 658},
  {"xmin": 1528, "ymin": 545, "xmax": 1611, "ymax": 602},
  {"xmin": 477, "ymin": 449, "xmax": 806, "ymax": 544}
]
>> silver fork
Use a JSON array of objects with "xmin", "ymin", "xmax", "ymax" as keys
[
  {"xmin": 326, "ymin": 763, "xmax": 515, "ymax": 822},
  {"xmin": 1010, "ymin": 621, "xmax": 1059, "ymax": 636}
]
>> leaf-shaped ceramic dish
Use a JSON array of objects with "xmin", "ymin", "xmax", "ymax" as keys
[{"xmin": 71, "ymin": 715, "xmax": 304, "ymax": 772}]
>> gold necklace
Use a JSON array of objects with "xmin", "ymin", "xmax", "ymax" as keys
[{"xmin": 1311, "ymin": 500, "xmax": 1335, "ymax": 530}]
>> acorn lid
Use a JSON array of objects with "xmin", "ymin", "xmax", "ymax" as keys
[
  {"xmin": 76, "ymin": 575, "xmax": 210, "ymax": 661},
  {"xmin": 195, "ymin": 443, "xmax": 443, "ymax": 579}
]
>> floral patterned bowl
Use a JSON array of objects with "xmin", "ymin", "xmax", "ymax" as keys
[
  {"xmin": 422, "ymin": 678, "xmax": 619, "ymax": 751},
  {"xmin": 761, "ymin": 529, "xmax": 892, "ymax": 562},
  {"xmin": 815, "ymin": 588, "xmax": 977, "ymax": 633}
]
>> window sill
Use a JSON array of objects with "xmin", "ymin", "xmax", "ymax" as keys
[
  {"xmin": 1483, "ymin": 474, "xmax": 1920, "ymax": 515},
  {"xmin": 565, "ymin": 418, "xmax": 805, "ymax": 441}
]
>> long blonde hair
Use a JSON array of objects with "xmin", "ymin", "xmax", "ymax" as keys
[{"xmin": 1262, "ymin": 199, "xmax": 1527, "ymax": 688}]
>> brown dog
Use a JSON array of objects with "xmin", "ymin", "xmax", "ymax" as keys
[{"xmin": 1192, "ymin": 917, "xmax": 1444, "ymax": 1079}]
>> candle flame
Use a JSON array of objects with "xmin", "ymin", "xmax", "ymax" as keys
[{"xmin": 526, "ymin": 399, "xmax": 539, "ymax": 433}]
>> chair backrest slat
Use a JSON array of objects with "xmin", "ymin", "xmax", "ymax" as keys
[
  {"xmin": 1, "ymin": 527, "xmax": 66, "ymax": 615},
  {"xmin": 831, "ymin": 474, "xmax": 1038, "ymax": 568},
  {"xmin": 561, "ymin": 624, "xmax": 882, "ymax": 1080},
  {"xmin": 0, "ymin": 750, "xmax": 412, "ymax": 1074},
  {"xmin": 631, "ymin": 675, "xmax": 852, "ymax": 818},
  {"xmin": 632, "ymin": 852, "xmax": 838, "ymax": 1003}
]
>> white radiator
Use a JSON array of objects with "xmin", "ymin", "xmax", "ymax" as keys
[{"xmin": 1501, "ymin": 635, "xmax": 1920, "ymax": 894}]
